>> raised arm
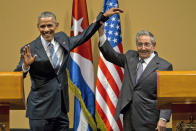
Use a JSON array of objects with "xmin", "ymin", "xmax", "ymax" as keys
[
  {"xmin": 68, "ymin": 8, "xmax": 123, "ymax": 50},
  {"xmin": 98, "ymin": 23, "xmax": 125, "ymax": 67}
]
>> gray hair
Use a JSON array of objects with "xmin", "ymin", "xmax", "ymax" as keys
[
  {"xmin": 136, "ymin": 30, "xmax": 156, "ymax": 45},
  {"xmin": 37, "ymin": 11, "xmax": 57, "ymax": 25}
]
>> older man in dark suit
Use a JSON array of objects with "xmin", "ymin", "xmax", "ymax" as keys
[
  {"xmin": 98, "ymin": 25, "xmax": 173, "ymax": 131},
  {"xmin": 14, "ymin": 8, "xmax": 123, "ymax": 131}
]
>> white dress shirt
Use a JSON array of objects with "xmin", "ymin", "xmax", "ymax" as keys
[{"xmin": 138, "ymin": 52, "xmax": 155, "ymax": 71}]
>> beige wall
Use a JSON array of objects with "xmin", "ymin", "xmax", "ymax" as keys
[{"xmin": 0, "ymin": 0, "xmax": 196, "ymax": 129}]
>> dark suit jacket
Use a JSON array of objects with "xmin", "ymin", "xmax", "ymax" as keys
[
  {"xmin": 14, "ymin": 12, "xmax": 107, "ymax": 119},
  {"xmin": 99, "ymin": 40, "xmax": 173, "ymax": 131}
]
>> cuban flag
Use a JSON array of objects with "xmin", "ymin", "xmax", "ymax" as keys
[{"xmin": 68, "ymin": 0, "xmax": 96, "ymax": 130}]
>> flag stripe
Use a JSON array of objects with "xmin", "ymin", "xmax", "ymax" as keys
[
  {"xmin": 96, "ymin": 78, "xmax": 116, "ymax": 116},
  {"xmin": 97, "ymin": 78, "xmax": 123, "ymax": 130},
  {"xmin": 117, "ymin": 117, "xmax": 123, "ymax": 131},
  {"xmin": 97, "ymin": 66, "xmax": 118, "ymax": 105},
  {"xmin": 70, "ymin": 52, "xmax": 94, "ymax": 92},
  {"xmin": 99, "ymin": 55, "xmax": 120, "ymax": 97},
  {"xmin": 113, "ymin": 64, "xmax": 123, "ymax": 82},
  {"xmin": 96, "ymin": 91, "xmax": 120, "ymax": 131},
  {"xmin": 100, "ymin": 53, "xmax": 122, "ymax": 90},
  {"xmin": 96, "ymin": 101, "xmax": 112, "ymax": 130}
]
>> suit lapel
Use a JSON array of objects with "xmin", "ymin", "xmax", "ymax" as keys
[
  {"xmin": 137, "ymin": 55, "xmax": 159, "ymax": 84},
  {"xmin": 127, "ymin": 54, "xmax": 139, "ymax": 87},
  {"xmin": 34, "ymin": 36, "xmax": 50, "ymax": 60},
  {"xmin": 34, "ymin": 36, "xmax": 55, "ymax": 72}
]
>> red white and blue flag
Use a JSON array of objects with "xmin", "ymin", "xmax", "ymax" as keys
[
  {"xmin": 69, "ymin": 0, "xmax": 96, "ymax": 130},
  {"xmin": 95, "ymin": 0, "xmax": 124, "ymax": 130}
]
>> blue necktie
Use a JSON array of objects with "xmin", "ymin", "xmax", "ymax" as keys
[
  {"xmin": 48, "ymin": 43, "xmax": 59, "ymax": 72},
  {"xmin": 136, "ymin": 59, "xmax": 144, "ymax": 84}
]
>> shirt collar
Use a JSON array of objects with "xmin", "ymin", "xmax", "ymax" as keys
[
  {"xmin": 139, "ymin": 52, "xmax": 155, "ymax": 64},
  {"xmin": 40, "ymin": 35, "xmax": 55, "ymax": 47}
]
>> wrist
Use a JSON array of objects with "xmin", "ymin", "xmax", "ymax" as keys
[
  {"xmin": 160, "ymin": 118, "xmax": 167, "ymax": 122},
  {"xmin": 22, "ymin": 63, "xmax": 30, "ymax": 73},
  {"xmin": 97, "ymin": 12, "xmax": 109, "ymax": 23},
  {"xmin": 23, "ymin": 63, "xmax": 29, "ymax": 70}
]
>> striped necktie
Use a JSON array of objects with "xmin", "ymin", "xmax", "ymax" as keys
[
  {"xmin": 48, "ymin": 43, "xmax": 59, "ymax": 72},
  {"xmin": 136, "ymin": 59, "xmax": 144, "ymax": 84}
]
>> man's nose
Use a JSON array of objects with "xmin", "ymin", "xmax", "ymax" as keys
[
  {"xmin": 141, "ymin": 44, "xmax": 146, "ymax": 49},
  {"xmin": 44, "ymin": 26, "xmax": 50, "ymax": 32}
]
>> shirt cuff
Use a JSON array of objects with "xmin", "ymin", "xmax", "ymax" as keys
[
  {"xmin": 160, "ymin": 118, "xmax": 167, "ymax": 122},
  {"xmin": 22, "ymin": 63, "xmax": 30, "ymax": 73},
  {"xmin": 99, "ymin": 34, "xmax": 107, "ymax": 47}
]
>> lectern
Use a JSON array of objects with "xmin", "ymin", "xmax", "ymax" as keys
[
  {"xmin": 0, "ymin": 72, "xmax": 25, "ymax": 131},
  {"xmin": 157, "ymin": 71, "xmax": 196, "ymax": 130}
]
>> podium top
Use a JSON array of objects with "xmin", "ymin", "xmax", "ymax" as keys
[
  {"xmin": 157, "ymin": 71, "xmax": 196, "ymax": 108},
  {"xmin": 157, "ymin": 70, "xmax": 196, "ymax": 75},
  {"xmin": 0, "ymin": 72, "xmax": 25, "ymax": 110}
]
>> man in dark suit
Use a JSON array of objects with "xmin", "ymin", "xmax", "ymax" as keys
[
  {"xmin": 14, "ymin": 8, "xmax": 123, "ymax": 131},
  {"xmin": 98, "ymin": 25, "xmax": 173, "ymax": 131}
]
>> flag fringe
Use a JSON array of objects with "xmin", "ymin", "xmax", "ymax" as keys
[
  {"xmin": 67, "ymin": 69, "xmax": 97, "ymax": 131},
  {"xmin": 95, "ymin": 110, "xmax": 108, "ymax": 131}
]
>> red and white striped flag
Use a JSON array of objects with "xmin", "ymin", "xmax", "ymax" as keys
[{"xmin": 95, "ymin": 0, "xmax": 124, "ymax": 130}]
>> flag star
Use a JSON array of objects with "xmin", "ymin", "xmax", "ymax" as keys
[
  {"xmin": 105, "ymin": 22, "xmax": 108, "ymax": 26},
  {"xmin": 113, "ymin": 38, "xmax": 117, "ymax": 43},
  {"xmin": 115, "ymin": 32, "xmax": 119, "ymax": 36},
  {"xmin": 111, "ymin": 17, "xmax": 116, "ymax": 21},
  {"xmin": 116, "ymin": 25, "xmax": 120, "ymax": 29},
  {"xmin": 71, "ymin": 17, "xmax": 83, "ymax": 36},
  {"xmin": 110, "ymin": 23, "xmax": 114, "ymax": 28},
  {"xmin": 108, "ymin": 37, "xmax": 111, "ymax": 41},
  {"xmin": 108, "ymin": 30, "xmax": 113, "ymax": 35},
  {"xmin": 109, "ymin": 2, "xmax": 113, "ymax": 6},
  {"xmin": 114, "ymin": 4, "xmax": 118, "ymax": 8}
]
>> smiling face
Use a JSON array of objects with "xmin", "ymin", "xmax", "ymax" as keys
[
  {"xmin": 37, "ymin": 17, "xmax": 59, "ymax": 42},
  {"xmin": 136, "ymin": 35, "xmax": 155, "ymax": 59}
]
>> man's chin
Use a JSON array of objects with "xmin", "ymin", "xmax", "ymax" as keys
[
  {"xmin": 140, "ymin": 54, "xmax": 148, "ymax": 59},
  {"xmin": 43, "ymin": 36, "xmax": 52, "ymax": 42}
]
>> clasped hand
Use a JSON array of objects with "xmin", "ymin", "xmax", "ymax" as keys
[{"xmin": 103, "ymin": 8, "xmax": 123, "ymax": 17}]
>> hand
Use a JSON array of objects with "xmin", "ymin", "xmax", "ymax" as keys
[
  {"xmin": 103, "ymin": 8, "xmax": 123, "ymax": 17},
  {"xmin": 22, "ymin": 45, "xmax": 37, "ymax": 70},
  {"xmin": 98, "ymin": 22, "xmax": 105, "ymax": 37},
  {"xmin": 155, "ymin": 119, "xmax": 167, "ymax": 131}
]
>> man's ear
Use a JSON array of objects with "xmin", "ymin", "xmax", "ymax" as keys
[
  {"xmin": 56, "ymin": 22, "xmax": 59, "ymax": 28},
  {"xmin": 37, "ymin": 24, "xmax": 40, "ymax": 30},
  {"xmin": 154, "ymin": 42, "xmax": 156, "ymax": 47}
]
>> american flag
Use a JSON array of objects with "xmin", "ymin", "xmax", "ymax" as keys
[{"xmin": 95, "ymin": 0, "xmax": 124, "ymax": 130}]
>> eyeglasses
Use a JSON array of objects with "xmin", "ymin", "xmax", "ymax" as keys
[{"xmin": 136, "ymin": 42, "xmax": 152, "ymax": 47}]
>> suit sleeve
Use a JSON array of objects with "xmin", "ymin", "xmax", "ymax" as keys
[
  {"xmin": 99, "ymin": 40, "xmax": 125, "ymax": 67},
  {"xmin": 68, "ymin": 12, "xmax": 108, "ymax": 50},
  {"xmin": 159, "ymin": 64, "xmax": 173, "ymax": 122},
  {"xmin": 14, "ymin": 47, "xmax": 28, "ymax": 78}
]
